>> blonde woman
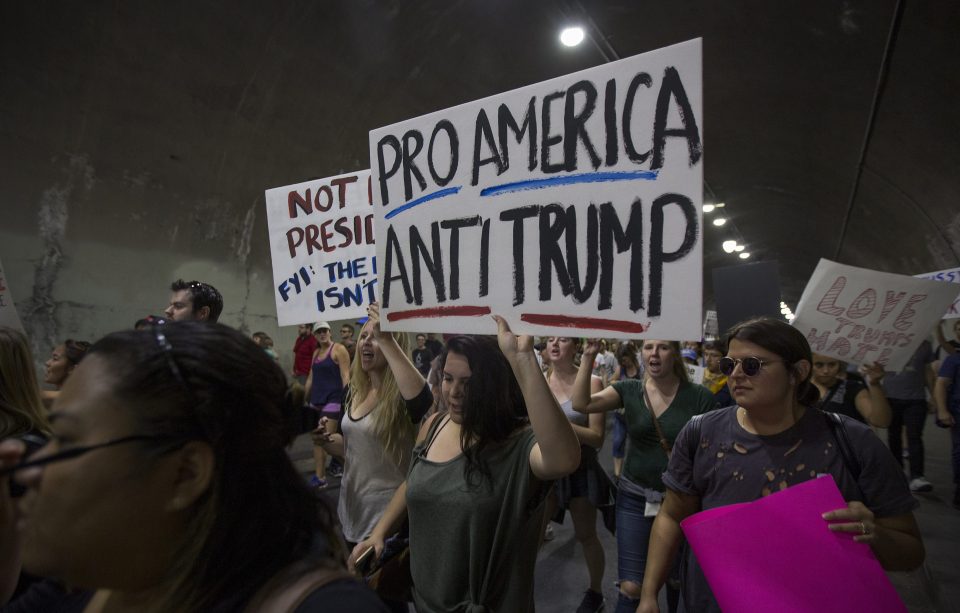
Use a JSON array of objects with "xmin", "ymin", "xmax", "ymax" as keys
[
  {"xmin": 543, "ymin": 336, "xmax": 608, "ymax": 612},
  {"xmin": 313, "ymin": 305, "xmax": 430, "ymax": 610},
  {"xmin": 1, "ymin": 327, "xmax": 51, "ymax": 441}
]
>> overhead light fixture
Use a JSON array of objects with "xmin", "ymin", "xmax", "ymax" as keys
[
  {"xmin": 703, "ymin": 204, "xmax": 716, "ymax": 213},
  {"xmin": 722, "ymin": 240, "xmax": 737, "ymax": 253},
  {"xmin": 739, "ymin": 252, "xmax": 751, "ymax": 259},
  {"xmin": 734, "ymin": 245, "xmax": 744, "ymax": 252},
  {"xmin": 559, "ymin": 27, "xmax": 585, "ymax": 47},
  {"xmin": 712, "ymin": 217, "xmax": 727, "ymax": 226},
  {"xmin": 714, "ymin": 202, "xmax": 725, "ymax": 208}
]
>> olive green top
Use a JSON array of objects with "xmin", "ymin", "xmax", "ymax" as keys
[
  {"xmin": 611, "ymin": 378, "xmax": 715, "ymax": 491},
  {"xmin": 406, "ymin": 416, "xmax": 549, "ymax": 612}
]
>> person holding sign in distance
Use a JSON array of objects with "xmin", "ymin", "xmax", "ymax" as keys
[
  {"xmin": 348, "ymin": 318, "xmax": 580, "ymax": 612},
  {"xmin": 810, "ymin": 354, "xmax": 893, "ymax": 428},
  {"xmin": 636, "ymin": 318, "xmax": 924, "ymax": 613},
  {"xmin": 573, "ymin": 339, "xmax": 714, "ymax": 613}
]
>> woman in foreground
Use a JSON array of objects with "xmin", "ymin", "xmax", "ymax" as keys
[
  {"xmin": 637, "ymin": 318, "xmax": 924, "ymax": 613},
  {"xmin": 0, "ymin": 322, "xmax": 385, "ymax": 612},
  {"xmin": 350, "ymin": 318, "xmax": 581, "ymax": 612}
]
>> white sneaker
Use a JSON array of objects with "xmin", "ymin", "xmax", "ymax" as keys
[
  {"xmin": 909, "ymin": 477, "xmax": 933, "ymax": 492},
  {"xmin": 543, "ymin": 525, "xmax": 555, "ymax": 541}
]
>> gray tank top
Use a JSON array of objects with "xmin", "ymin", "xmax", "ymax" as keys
[{"xmin": 560, "ymin": 398, "xmax": 588, "ymax": 427}]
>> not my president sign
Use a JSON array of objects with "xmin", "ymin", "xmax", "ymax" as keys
[
  {"xmin": 370, "ymin": 39, "xmax": 703, "ymax": 338},
  {"xmin": 264, "ymin": 170, "xmax": 376, "ymax": 326}
]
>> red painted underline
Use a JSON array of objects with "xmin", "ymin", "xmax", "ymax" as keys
[
  {"xmin": 386, "ymin": 305, "xmax": 492, "ymax": 322},
  {"xmin": 520, "ymin": 313, "xmax": 650, "ymax": 334}
]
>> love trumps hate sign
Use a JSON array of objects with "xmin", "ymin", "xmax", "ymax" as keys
[
  {"xmin": 792, "ymin": 259, "xmax": 959, "ymax": 371},
  {"xmin": 264, "ymin": 170, "xmax": 377, "ymax": 326},
  {"xmin": 369, "ymin": 39, "xmax": 703, "ymax": 338}
]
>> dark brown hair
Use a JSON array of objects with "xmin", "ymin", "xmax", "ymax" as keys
[
  {"xmin": 724, "ymin": 317, "xmax": 818, "ymax": 406},
  {"xmin": 89, "ymin": 322, "xmax": 340, "ymax": 611},
  {"xmin": 439, "ymin": 335, "xmax": 528, "ymax": 489}
]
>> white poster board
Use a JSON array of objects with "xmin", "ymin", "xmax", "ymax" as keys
[
  {"xmin": 685, "ymin": 363, "xmax": 705, "ymax": 385},
  {"xmin": 264, "ymin": 170, "xmax": 377, "ymax": 326},
  {"xmin": 0, "ymin": 257, "xmax": 25, "ymax": 333},
  {"xmin": 703, "ymin": 309, "xmax": 719, "ymax": 339},
  {"xmin": 792, "ymin": 259, "xmax": 958, "ymax": 371},
  {"xmin": 369, "ymin": 39, "xmax": 703, "ymax": 338},
  {"xmin": 915, "ymin": 267, "xmax": 960, "ymax": 319}
]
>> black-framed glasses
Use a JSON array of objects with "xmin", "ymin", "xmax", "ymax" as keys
[
  {"xmin": 718, "ymin": 356, "xmax": 784, "ymax": 377},
  {"xmin": 0, "ymin": 434, "xmax": 174, "ymax": 477}
]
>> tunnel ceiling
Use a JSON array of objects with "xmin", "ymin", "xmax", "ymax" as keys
[{"xmin": 1, "ymin": 0, "xmax": 958, "ymax": 312}]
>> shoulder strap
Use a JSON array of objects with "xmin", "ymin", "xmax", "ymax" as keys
[
  {"xmin": 423, "ymin": 413, "xmax": 449, "ymax": 453},
  {"xmin": 817, "ymin": 381, "xmax": 843, "ymax": 410},
  {"xmin": 822, "ymin": 410, "xmax": 863, "ymax": 486},
  {"xmin": 641, "ymin": 382, "xmax": 674, "ymax": 458},
  {"xmin": 685, "ymin": 413, "xmax": 704, "ymax": 461},
  {"xmin": 245, "ymin": 564, "xmax": 353, "ymax": 612}
]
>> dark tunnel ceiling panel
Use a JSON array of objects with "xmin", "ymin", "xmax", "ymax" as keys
[{"xmin": 1, "ymin": 0, "xmax": 957, "ymax": 307}]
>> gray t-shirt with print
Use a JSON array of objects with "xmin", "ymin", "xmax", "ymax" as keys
[{"xmin": 663, "ymin": 405, "xmax": 918, "ymax": 612}]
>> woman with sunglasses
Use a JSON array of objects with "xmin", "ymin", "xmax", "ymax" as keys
[
  {"xmin": 636, "ymin": 318, "xmax": 924, "ymax": 613},
  {"xmin": 0, "ymin": 322, "xmax": 387, "ymax": 612},
  {"xmin": 572, "ymin": 339, "xmax": 715, "ymax": 613},
  {"xmin": 349, "ymin": 318, "xmax": 581, "ymax": 612}
]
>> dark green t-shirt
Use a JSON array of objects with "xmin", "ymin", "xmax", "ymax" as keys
[
  {"xmin": 611, "ymin": 379, "xmax": 715, "ymax": 490},
  {"xmin": 405, "ymin": 418, "xmax": 548, "ymax": 612}
]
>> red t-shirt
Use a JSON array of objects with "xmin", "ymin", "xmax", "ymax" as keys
[{"xmin": 293, "ymin": 334, "xmax": 318, "ymax": 376}]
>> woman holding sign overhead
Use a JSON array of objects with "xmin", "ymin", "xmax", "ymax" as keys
[
  {"xmin": 348, "ymin": 318, "xmax": 580, "ymax": 612},
  {"xmin": 572, "ymin": 339, "xmax": 714, "ymax": 613},
  {"xmin": 636, "ymin": 318, "xmax": 924, "ymax": 613}
]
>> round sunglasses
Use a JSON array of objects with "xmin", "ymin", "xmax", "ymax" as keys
[{"xmin": 718, "ymin": 356, "xmax": 784, "ymax": 377}]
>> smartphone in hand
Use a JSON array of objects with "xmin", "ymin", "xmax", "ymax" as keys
[{"xmin": 354, "ymin": 546, "xmax": 377, "ymax": 576}]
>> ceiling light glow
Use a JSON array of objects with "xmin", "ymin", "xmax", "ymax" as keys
[
  {"xmin": 734, "ymin": 245, "xmax": 745, "ymax": 252},
  {"xmin": 559, "ymin": 27, "xmax": 585, "ymax": 47},
  {"xmin": 712, "ymin": 217, "xmax": 727, "ymax": 226},
  {"xmin": 714, "ymin": 202, "xmax": 725, "ymax": 208},
  {"xmin": 739, "ymin": 252, "xmax": 751, "ymax": 259},
  {"xmin": 703, "ymin": 204, "xmax": 715, "ymax": 213}
]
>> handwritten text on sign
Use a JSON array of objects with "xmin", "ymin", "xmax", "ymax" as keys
[
  {"xmin": 0, "ymin": 257, "xmax": 25, "ymax": 334},
  {"xmin": 915, "ymin": 267, "xmax": 960, "ymax": 320},
  {"xmin": 264, "ymin": 171, "xmax": 377, "ymax": 326},
  {"xmin": 369, "ymin": 39, "xmax": 703, "ymax": 338},
  {"xmin": 791, "ymin": 259, "xmax": 958, "ymax": 371}
]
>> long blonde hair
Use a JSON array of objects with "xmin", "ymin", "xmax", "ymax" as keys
[
  {"xmin": 0, "ymin": 326, "xmax": 52, "ymax": 438},
  {"xmin": 348, "ymin": 327, "xmax": 414, "ymax": 465}
]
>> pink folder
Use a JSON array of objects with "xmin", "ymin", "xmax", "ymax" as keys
[{"xmin": 680, "ymin": 476, "xmax": 907, "ymax": 612}]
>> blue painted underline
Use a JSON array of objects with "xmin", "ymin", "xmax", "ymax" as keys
[
  {"xmin": 480, "ymin": 170, "xmax": 659, "ymax": 197},
  {"xmin": 384, "ymin": 186, "xmax": 462, "ymax": 219}
]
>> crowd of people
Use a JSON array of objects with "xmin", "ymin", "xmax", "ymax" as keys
[{"xmin": 0, "ymin": 276, "xmax": 957, "ymax": 612}]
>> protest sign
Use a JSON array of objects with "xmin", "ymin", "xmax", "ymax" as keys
[
  {"xmin": 0, "ymin": 257, "xmax": 25, "ymax": 334},
  {"xmin": 792, "ymin": 259, "xmax": 958, "ymax": 371},
  {"xmin": 264, "ymin": 170, "xmax": 377, "ymax": 326},
  {"xmin": 685, "ymin": 362, "xmax": 704, "ymax": 384},
  {"xmin": 369, "ymin": 39, "xmax": 703, "ymax": 338},
  {"xmin": 915, "ymin": 266, "xmax": 960, "ymax": 319},
  {"xmin": 681, "ymin": 477, "xmax": 906, "ymax": 613},
  {"xmin": 712, "ymin": 260, "xmax": 781, "ymax": 335},
  {"xmin": 703, "ymin": 309, "xmax": 718, "ymax": 339}
]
